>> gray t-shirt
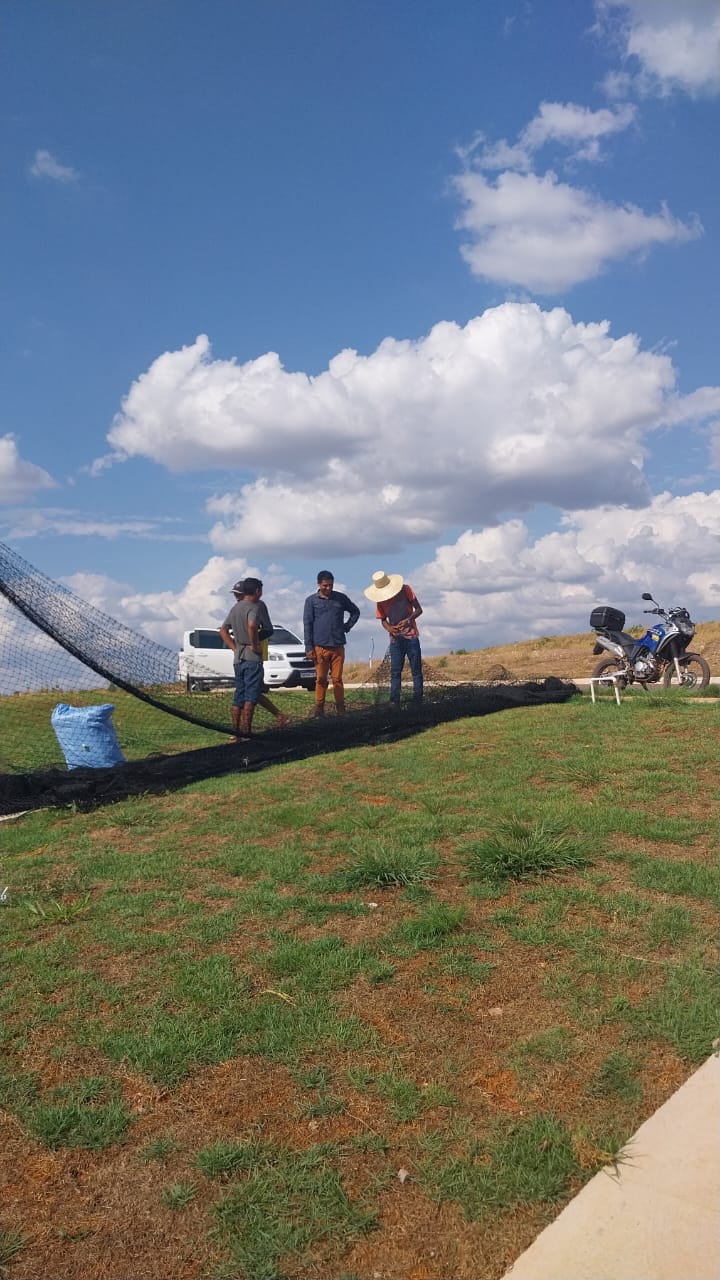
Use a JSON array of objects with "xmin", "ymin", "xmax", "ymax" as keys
[{"xmin": 222, "ymin": 600, "xmax": 262, "ymax": 663}]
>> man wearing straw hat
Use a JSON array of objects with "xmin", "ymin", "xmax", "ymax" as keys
[{"xmin": 364, "ymin": 570, "xmax": 423, "ymax": 707}]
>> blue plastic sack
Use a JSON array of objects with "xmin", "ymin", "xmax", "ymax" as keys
[{"xmin": 51, "ymin": 703, "xmax": 125, "ymax": 770}]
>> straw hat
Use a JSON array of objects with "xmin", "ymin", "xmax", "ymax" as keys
[{"xmin": 363, "ymin": 569, "xmax": 404, "ymax": 602}]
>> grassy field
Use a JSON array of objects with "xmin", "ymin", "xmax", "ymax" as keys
[
  {"xmin": 1, "ymin": 686, "xmax": 719, "ymax": 1280},
  {"xmin": 0, "ymin": 684, "xmax": 228, "ymax": 773},
  {"xmin": 3, "ymin": 615, "xmax": 720, "ymax": 775}
]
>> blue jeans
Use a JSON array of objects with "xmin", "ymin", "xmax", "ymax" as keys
[
  {"xmin": 233, "ymin": 659, "xmax": 264, "ymax": 707},
  {"xmin": 389, "ymin": 636, "xmax": 423, "ymax": 703}
]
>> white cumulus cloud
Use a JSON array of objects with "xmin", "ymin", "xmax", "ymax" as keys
[
  {"xmin": 99, "ymin": 305, "xmax": 720, "ymax": 559},
  {"xmin": 412, "ymin": 490, "xmax": 720, "ymax": 652},
  {"xmin": 61, "ymin": 557, "xmax": 314, "ymax": 651},
  {"xmin": 453, "ymin": 168, "xmax": 700, "ymax": 293},
  {"xmin": 0, "ymin": 436, "xmax": 55, "ymax": 504},
  {"xmin": 52, "ymin": 490, "xmax": 720, "ymax": 663},
  {"xmin": 470, "ymin": 100, "xmax": 637, "ymax": 171},
  {"xmin": 599, "ymin": 0, "xmax": 720, "ymax": 97}
]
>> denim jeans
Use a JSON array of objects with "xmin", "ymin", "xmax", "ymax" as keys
[
  {"xmin": 233, "ymin": 659, "xmax": 264, "ymax": 707},
  {"xmin": 389, "ymin": 636, "xmax": 423, "ymax": 703}
]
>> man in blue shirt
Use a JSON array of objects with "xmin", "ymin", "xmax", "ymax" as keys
[{"xmin": 303, "ymin": 570, "xmax": 360, "ymax": 716}]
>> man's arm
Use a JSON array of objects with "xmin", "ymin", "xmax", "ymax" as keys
[
  {"xmin": 303, "ymin": 595, "xmax": 315, "ymax": 658},
  {"xmin": 219, "ymin": 625, "xmax": 237, "ymax": 655},
  {"xmin": 342, "ymin": 594, "xmax": 360, "ymax": 633},
  {"xmin": 376, "ymin": 603, "xmax": 394, "ymax": 636},
  {"xmin": 247, "ymin": 615, "xmax": 260, "ymax": 654}
]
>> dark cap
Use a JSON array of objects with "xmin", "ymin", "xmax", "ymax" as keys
[{"xmin": 232, "ymin": 577, "xmax": 263, "ymax": 595}]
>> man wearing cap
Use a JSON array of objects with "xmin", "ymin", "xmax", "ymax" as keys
[
  {"xmin": 303, "ymin": 570, "xmax": 360, "ymax": 717},
  {"xmin": 364, "ymin": 570, "xmax": 423, "ymax": 707},
  {"xmin": 227, "ymin": 580, "xmax": 290, "ymax": 730},
  {"xmin": 219, "ymin": 577, "xmax": 268, "ymax": 740}
]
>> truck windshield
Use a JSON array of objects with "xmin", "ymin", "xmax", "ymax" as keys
[
  {"xmin": 190, "ymin": 631, "xmax": 225, "ymax": 649},
  {"xmin": 188, "ymin": 627, "xmax": 301, "ymax": 648},
  {"xmin": 268, "ymin": 628, "xmax": 301, "ymax": 645}
]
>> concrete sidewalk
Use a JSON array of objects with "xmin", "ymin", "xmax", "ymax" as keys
[{"xmin": 503, "ymin": 1052, "xmax": 720, "ymax": 1280}]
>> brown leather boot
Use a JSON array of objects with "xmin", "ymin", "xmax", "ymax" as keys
[
  {"xmin": 313, "ymin": 704, "xmax": 325, "ymax": 718},
  {"xmin": 335, "ymin": 702, "xmax": 346, "ymax": 716}
]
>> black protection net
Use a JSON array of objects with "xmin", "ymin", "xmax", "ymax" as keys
[{"xmin": 0, "ymin": 540, "xmax": 578, "ymax": 816}]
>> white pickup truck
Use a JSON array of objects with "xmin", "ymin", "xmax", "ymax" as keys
[{"xmin": 178, "ymin": 627, "xmax": 316, "ymax": 692}]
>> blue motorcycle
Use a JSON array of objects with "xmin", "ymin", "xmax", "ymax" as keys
[{"xmin": 590, "ymin": 593, "xmax": 710, "ymax": 690}]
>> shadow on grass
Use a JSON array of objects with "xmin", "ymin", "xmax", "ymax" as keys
[{"xmin": 2, "ymin": 680, "xmax": 577, "ymax": 816}]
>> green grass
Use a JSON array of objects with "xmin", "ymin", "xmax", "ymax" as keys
[
  {"xmin": 341, "ymin": 845, "xmax": 440, "ymax": 888},
  {"xmin": 210, "ymin": 1141, "xmax": 377, "ymax": 1280},
  {"xmin": 161, "ymin": 1182, "xmax": 197, "ymax": 1211},
  {"xmin": 392, "ymin": 901, "xmax": 468, "ymax": 951},
  {"xmin": 0, "ymin": 1229, "xmax": 25, "ymax": 1273},
  {"xmin": 0, "ymin": 686, "xmax": 226, "ymax": 772},
  {"xmin": 140, "ymin": 1134, "xmax": 178, "ymax": 1162},
  {"xmin": 1, "ymin": 1073, "xmax": 132, "ymax": 1150},
  {"xmin": 261, "ymin": 933, "xmax": 389, "ymax": 991},
  {"xmin": 2, "ymin": 689, "xmax": 720, "ymax": 1278},
  {"xmin": 628, "ymin": 854, "xmax": 720, "ymax": 906},
  {"xmin": 419, "ymin": 1114, "xmax": 580, "ymax": 1218},
  {"xmin": 197, "ymin": 1139, "xmax": 263, "ymax": 1180},
  {"xmin": 375, "ymin": 1072, "xmax": 457, "ymax": 1122},
  {"xmin": 461, "ymin": 819, "xmax": 587, "ymax": 882},
  {"xmin": 645, "ymin": 903, "xmax": 694, "ymax": 947},
  {"xmin": 587, "ymin": 1052, "xmax": 642, "ymax": 1102},
  {"xmin": 631, "ymin": 961, "xmax": 720, "ymax": 1063},
  {"xmin": 510, "ymin": 1026, "xmax": 578, "ymax": 1072}
]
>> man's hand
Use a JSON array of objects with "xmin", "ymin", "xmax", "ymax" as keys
[{"xmin": 306, "ymin": 648, "xmax": 316, "ymax": 661}]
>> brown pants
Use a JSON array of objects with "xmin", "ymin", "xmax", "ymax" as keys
[{"xmin": 314, "ymin": 646, "xmax": 345, "ymax": 706}]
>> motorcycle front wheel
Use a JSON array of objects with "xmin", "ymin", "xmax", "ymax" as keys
[{"xmin": 662, "ymin": 653, "xmax": 711, "ymax": 691}]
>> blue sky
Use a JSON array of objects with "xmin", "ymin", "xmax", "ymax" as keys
[{"xmin": 2, "ymin": 0, "xmax": 720, "ymax": 659}]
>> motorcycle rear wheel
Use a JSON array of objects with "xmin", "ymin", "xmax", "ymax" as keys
[
  {"xmin": 591, "ymin": 656, "xmax": 629, "ymax": 681},
  {"xmin": 662, "ymin": 653, "xmax": 710, "ymax": 691}
]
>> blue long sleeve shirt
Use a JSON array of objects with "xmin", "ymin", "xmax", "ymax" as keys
[{"xmin": 303, "ymin": 590, "xmax": 360, "ymax": 650}]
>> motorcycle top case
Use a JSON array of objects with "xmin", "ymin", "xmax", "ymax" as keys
[{"xmin": 590, "ymin": 606, "xmax": 626, "ymax": 631}]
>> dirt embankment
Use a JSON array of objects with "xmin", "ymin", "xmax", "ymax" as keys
[{"xmin": 344, "ymin": 621, "xmax": 720, "ymax": 685}]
